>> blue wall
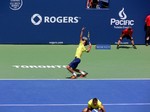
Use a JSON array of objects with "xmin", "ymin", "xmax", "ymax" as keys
[{"xmin": 0, "ymin": 0, "xmax": 150, "ymax": 44}]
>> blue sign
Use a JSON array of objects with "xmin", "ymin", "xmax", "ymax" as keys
[{"xmin": 96, "ymin": 44, "xmax": 111, "ymax": 50}]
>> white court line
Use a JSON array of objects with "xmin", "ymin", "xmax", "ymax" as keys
[
  {"xmin": 0, "ymin": 103, "xmax": 150, "ymax": 107},
  {"xmin": 0, "ymin": 78, "xmax": 150, "ymax": 81}
]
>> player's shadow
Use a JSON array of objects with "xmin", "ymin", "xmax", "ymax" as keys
[
  {"xmin": 66, "ymin": 74, "xmax": 83, "ymax": 79},
  {"xmin": 118, "ymin": 46, "xmax": 132, "ymax": 49}
]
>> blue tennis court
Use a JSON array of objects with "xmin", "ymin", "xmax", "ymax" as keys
[{"xmin": 0, "ymin": 80, "xmax": 150, "ymax": 112}]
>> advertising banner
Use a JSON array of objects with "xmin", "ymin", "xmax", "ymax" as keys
[{"xmin": 0, "ymin": 0, "xmax": 149, "ymax": 44}]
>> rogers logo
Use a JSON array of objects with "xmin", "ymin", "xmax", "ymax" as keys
[
  {"xmin": 31, "ymin": 14, "xmax": 81, "ymax": 25},
  {"xmin": 110, "ymin": 8, "xmax": 134, "ymax": 29},
  {"xmin": 31, "ymin": 14, "xmax": 42, "ymax": 25}
]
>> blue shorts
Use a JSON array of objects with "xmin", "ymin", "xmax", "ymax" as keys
[{"xmin": 69, "ymin": 58, "xmax": 81, "ymax": 69}]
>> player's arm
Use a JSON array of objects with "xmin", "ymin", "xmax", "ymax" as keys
[
  {"xmin": 130, "ymin": 33, "xmax": 133, "ymax": 38},
  {"xmin": 120, "ymin": 30, "xmax": 125, "ymax": 38},
  {"xmin": 86, "ymin": 0, "xmax": 89, "ymax": 8},
  {"xmin": 87, "ymin": 104, "xmax": 92, "ymax": 111},
  {"xmin": 99, "ymin": 105, "xmax": 106, "ymax": 112},
  {"xmin": 80, "ymin": 27, "xmax": 85, "ymax": 41},
  {"xmin": 129, "ymin": 30, "xmax": 133, "ymax": 38},
  {"xmin": 119, "ymin": 33, "xmax": 124, "ymax": 40},
  {"xmin": 87, "ymin": 42, "xmax": 92, "ymax": 53}
]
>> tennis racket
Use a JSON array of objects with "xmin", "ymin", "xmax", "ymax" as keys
[{"xmin": 87, "ymin": 31, "xmax": 91, "ymax": 44}]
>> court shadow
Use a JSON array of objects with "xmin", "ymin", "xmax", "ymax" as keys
[
  {"xmin": 66, "ymin": 74, "xmax": 83, "ymax": 79},
  {"xmin": 118, "ymin": 46, "xmax": 132, "ymax": 49}
]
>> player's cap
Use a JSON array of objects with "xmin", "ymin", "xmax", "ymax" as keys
[{"xmin": 82, "ymin": 37, "xmax": 88, "ymax": 41}]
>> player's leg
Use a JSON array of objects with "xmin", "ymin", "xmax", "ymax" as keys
[
  {"xmin": 146, "ymin": 37, "xmax": 149, "ymax": 46},
  {"xmin": 73, "ymin": 69, "xmax": 81, "ymax": 74},
  {"xmin": 66, "ymin": 58, "xmax": 81, "ymax": 79},
  {"xmin": 117, "ymin": 35, "xmax": 123, "ymax": 49},
  {"xmin": 82, "ymin": 107, "xmax": 92, "ymax": 112},
  {"xmin": 66, "ymin": 65, "xmax": 76, "ymax": 76},
  {"xmin": 74, "ymin": 69, "xmax": 88, "ymax": 77},
  {"xmin": 146, "ymin": 27, "xmax": 150, "ymax": 46},
  {"xmin": 146, "ymin": 36, "xmax": 150, "ymax": 46},
  {"xmin": 130, "ymin": 37, "xmax": 137, "ymax": 49}
]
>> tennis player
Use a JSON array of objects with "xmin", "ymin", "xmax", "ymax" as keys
[
  {"xmin": 145, "ymin": 15, "xmax": 150, "ymax": 46},
  {"xmin": 117, "ymin": 27, "xmax": 137, "ymax": 49},
  {"xmin": 86, "ymin": 0, "xmax": 92, "ymax": 8},
  {"xmin": 91, "ymin": 0, "xmax": 99, "ymax": 8},
  {"xmin": 66, "ymin": 27, "xmax": 92, "ymax": 79},
  {"xmin": 82, "ymin": 98, "xmax": 106, "ymax": 112}
]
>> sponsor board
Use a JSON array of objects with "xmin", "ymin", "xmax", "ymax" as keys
[{"xmin": 110, "ymin": 8, "xmax": 134, "ymax": 29}]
